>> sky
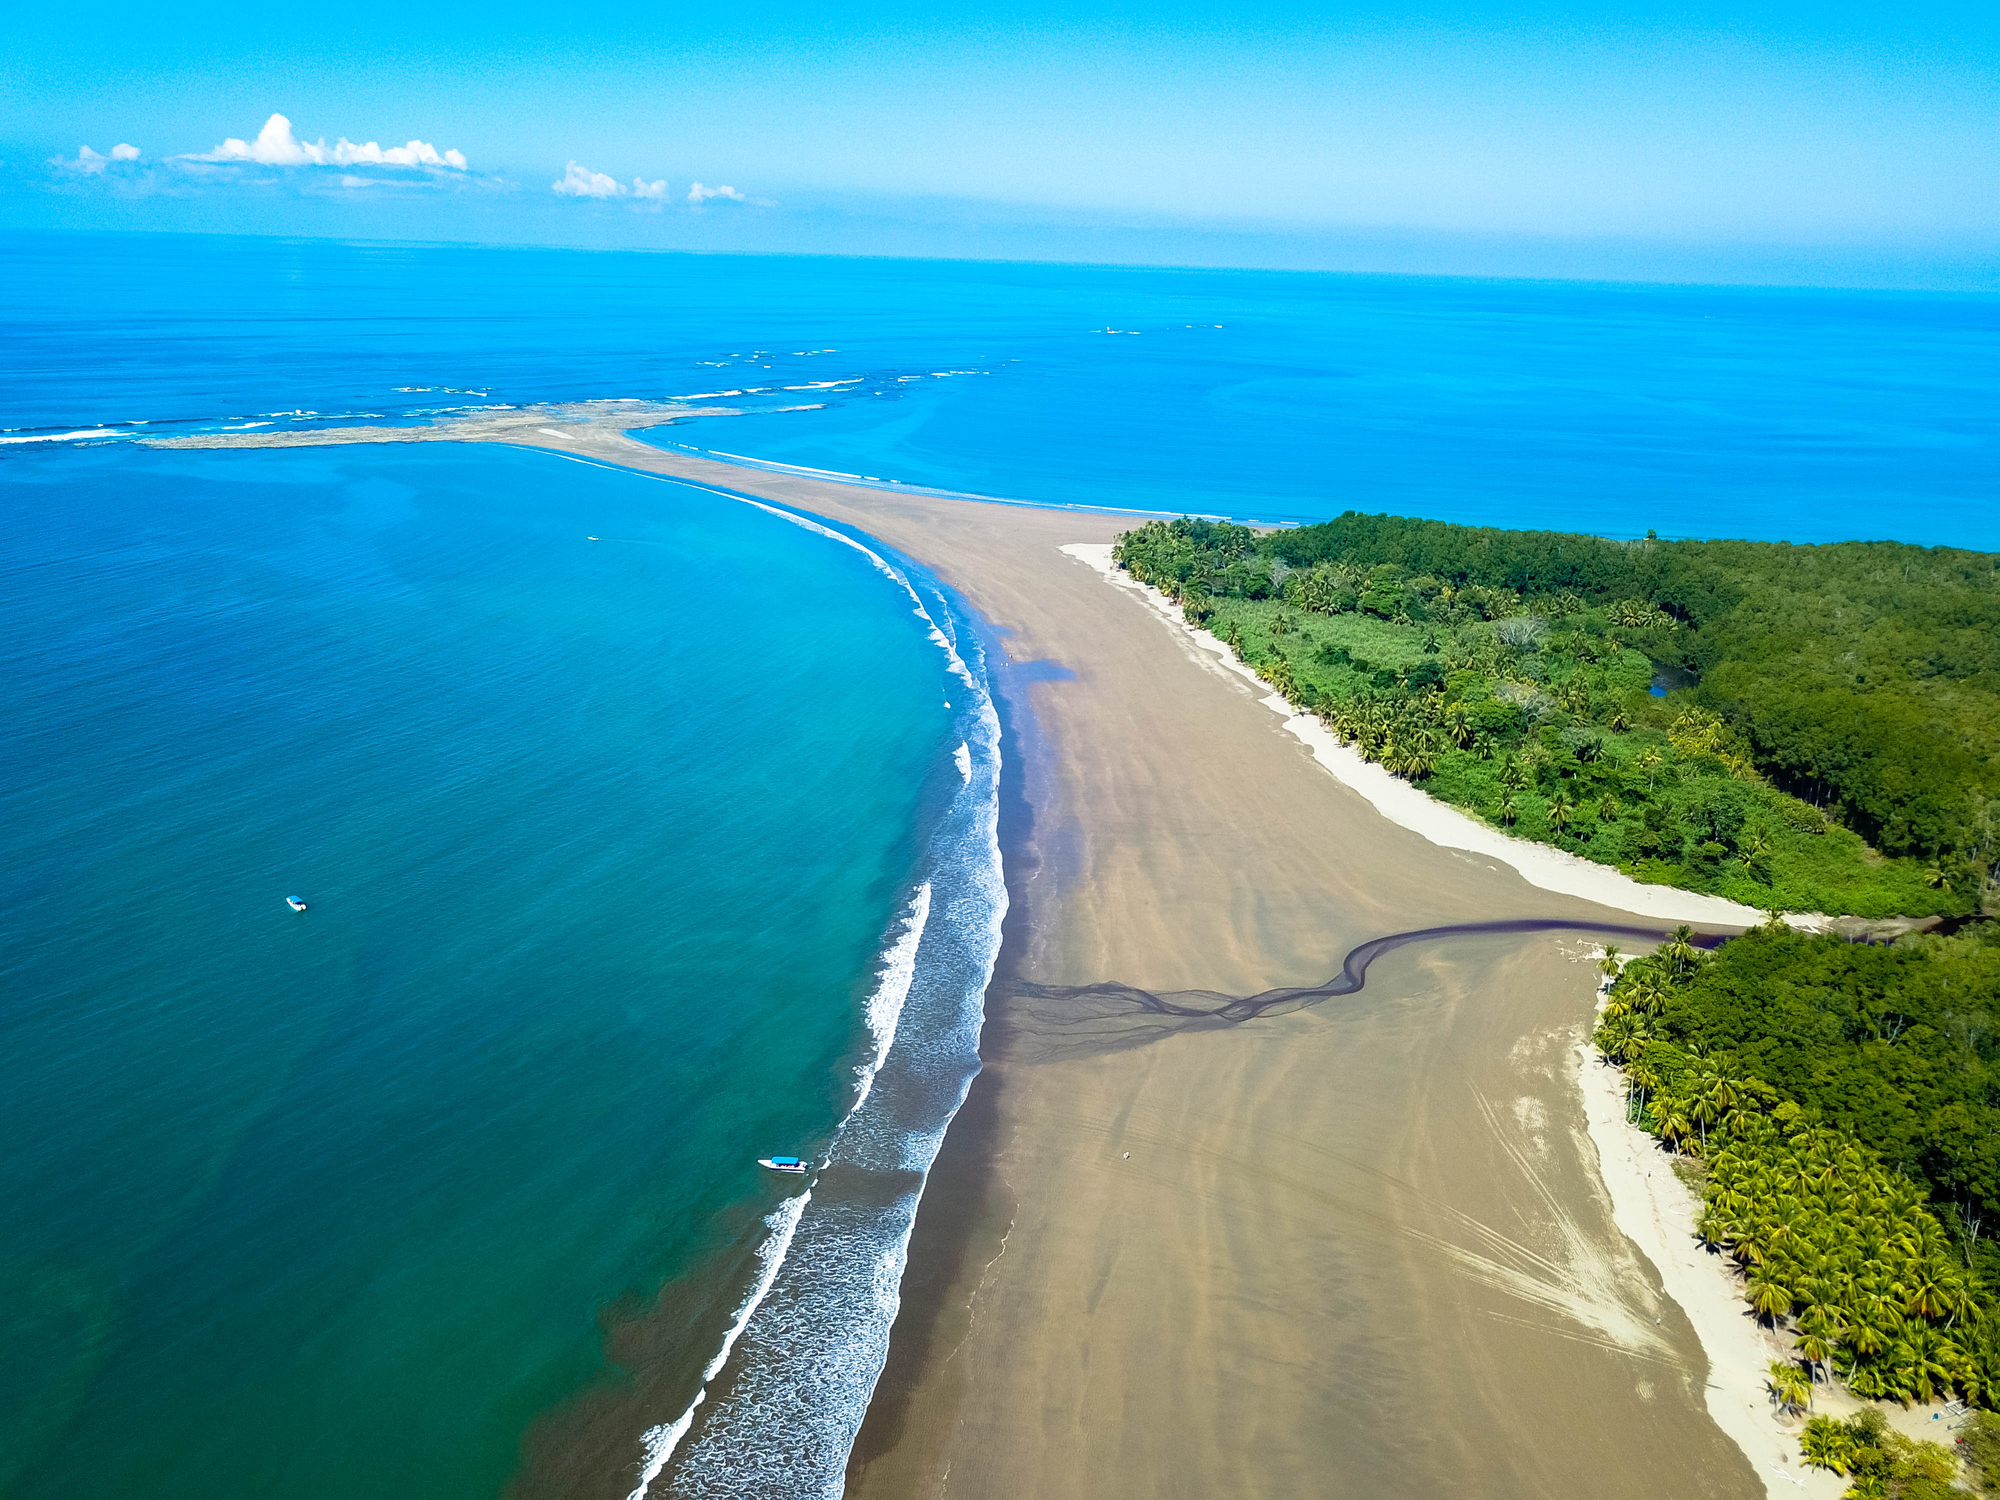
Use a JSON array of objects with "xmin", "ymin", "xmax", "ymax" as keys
[{"xmin": 2, "ymin": 0, "xmax": 1995, "ymax": 285}]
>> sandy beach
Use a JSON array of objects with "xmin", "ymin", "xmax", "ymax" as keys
[{"xmin": 153, "ymin": 414, "xmax": 1772, "ymax": 1497}]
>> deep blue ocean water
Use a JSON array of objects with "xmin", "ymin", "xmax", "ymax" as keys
[
  {"xmin": 2, "ymin": 230, "xmax": 1995, "ymax": 1500},
  {"xmin": 4, "ymin": 230, "xmax": 1996, "ymax": 547}
]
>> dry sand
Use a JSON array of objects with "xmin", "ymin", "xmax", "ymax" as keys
[{"xmin": 151, "ymin": 414, "xmax": 1773, "ymax": 1498}]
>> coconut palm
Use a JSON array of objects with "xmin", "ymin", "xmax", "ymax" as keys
[
  {"xmin": 1443, "ymin": 701, "xmax": 1472, "ymax": 747},
  {"xmin": 1738, "ymin": 829, "xmax": 1773, "ymax": 872},
  {"xmin": 1627, "ymin": 974, "xmax": 1670, "ymax": 1016},
  {"xmin": 1749, "ymin": 1271, "xmax": 1794, "ymax": 1325},
  {"xmin": 1766, "ymin": 1360, "xmax": 1813, "ymax": 1415},
  {"xmin": 1665, "ymin": 924, "xmax": 1701, "ymax": 976},
  {"xmin": 1546, "ymin": 791, "xmax": 1574, "ymax": 837},
  {"xmin": 1656, "ymin": 1099, "xmax": 1695, "ymax": 1153},
  {"xmin": 1799, "ymin": 1416, "xmax": 1855, "ymax": 1473}
]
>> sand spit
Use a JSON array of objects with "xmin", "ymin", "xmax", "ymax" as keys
[
  {"xmin": 143, "ymin": 418, "xmax": 1771, "ymax": 1498},
  {"xmin": 141, "ymin": 400, "xmax": 742, "ymax": 450}
]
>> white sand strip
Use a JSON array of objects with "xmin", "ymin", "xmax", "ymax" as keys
[
  {"xmin": 1575, "ymin": 980, "xmax": 1843, "ymax": 1499},
  {"xmin": 1060, "ymin": 542, "xmax": 1786, "ymax": 929}
]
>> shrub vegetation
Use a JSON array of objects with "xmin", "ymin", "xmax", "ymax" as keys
[{"xmin": 1113, "ymin": 514, "xmax": 2000, "ymax": 917}]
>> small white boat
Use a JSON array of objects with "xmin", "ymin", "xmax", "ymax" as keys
[
  {"xmin": 758, "ymin": 1156, "xmax": 809, "ymax": 1175},
  {"xmin": 285, "ymin": 895, "xmax": 308, "ymax": 912}
]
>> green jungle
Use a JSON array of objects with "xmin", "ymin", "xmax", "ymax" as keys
[
  {"xmin": 1597, "ymin": 922, "xmax": 2000, "ymax": 1493},
  {"xmin": 1114, "ymin": 511, "xmax": 2000, "ymax": 1488},
  {"xmin": 1112, "ymin": 513, "xmax": 2000, "ymax": 919}
]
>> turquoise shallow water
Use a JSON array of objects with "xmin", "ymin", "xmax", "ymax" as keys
[{"xmin": 0, "ymin": 441, "xmax": 992, "ymax": 1499}]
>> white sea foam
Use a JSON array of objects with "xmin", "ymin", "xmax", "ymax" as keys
[
  {"xmin": 544, "ymin": 462, "xmax": 1005, "ymax": 1499},
  {"xmin": 0, "ymin": 428, "xmax": 125, "ymax": 444},
  {"xmin": 843, "ymin": 884, "xmax": 931, "ymax": 1121},
  {"xmin": 700, "ymin": 449, "xmax": 868, "ymax": 482},
  {"xmin": 625, "ymin": 1190, "xmax": 811, "ymax": 1500}
]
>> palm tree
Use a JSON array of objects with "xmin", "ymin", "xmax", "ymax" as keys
[
  {"xmin": 1903, "ymin": 1325, "xmax": 1958, "ymax": 1403},
  {"xmin": 1689, "ymin": 1090, "xmax": 1720, "ymax": 1148},
  {"xmin": 1443, "ymin": 701, "xmax": 1472, "ymax": 747},
  {"xmin": 1748, "ymin": 1271, "xmax": 1794, "ymax": 1325},
  {"xmin": 1844, "ymin": 1309, "xmax": 1890, "ymax": 1360},
  {"xmin": 1598, "ymin": 792, "xmax": 1621, "ymax": 823},
  {"xmin": 1499, "ymin": 756, "xmax": 1526, "ymax": 792},
  {"xmin": 1739, "ymin": 830, "xmax": 1773, "ymax": 873},
  {"xmin": 1638, "ymin": 746, "xmax": 1664, "ymax": 791},
  {"xmin": 1546, "ymin": 791, "xmax": 1574, "ymax": 838},
  {"xmin": 1598, "ymin": 946, "xmax": 1623, "ymax": 980},
  {"xmin": 1665, "ymin": 924, "xmax": 1701, "ymax": 977},
  {"xmin": 1628, "ymin": 974, "xmax": 1670, "ymax": 1016},
  {"xmin": 1765, "ymin": 1360, "xmax": 1812, "ymax": 1415},
  {"xmin": 1657, "ymin": 1099, "xmax": 1695, "ymax": 1153},
  {"xmin": 1496, "ymin": 791, "xmax": 1518, "ymax": 826}
]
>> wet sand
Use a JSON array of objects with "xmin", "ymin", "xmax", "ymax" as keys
[{"xmin": 150, "ymin": 416, "xmax": 1765, "ymax": 1498}]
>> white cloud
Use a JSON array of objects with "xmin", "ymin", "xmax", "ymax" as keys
[
  {"xmin": 632, "ymin": 177, "xmax": 668, "ymax": 200},
  {"xmin": 553, "ymin": 161, "xmax": 627, "ymax": 198},
  {"xmin": 54, "ymin": 144, "xmax": 140, "ymax": 174},
  {"xmin": 187, "ymin": 114, "xmax": 467, "ymax": 170},
  {"xmin": 687, "ymin": 181, "xmax": 746, "ymax": 204}
]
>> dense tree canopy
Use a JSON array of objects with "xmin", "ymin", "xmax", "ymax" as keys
[
  {"xmin": 1597, "ymin": 924, "xmax": 2000, "ymax": 1440},
  {"xmin": 1643, "ymin": 924, "xmax": 2000, "ymax": 1280},
  {"xmin": 1114, "ymin": 514, "xmax": 2000, "ymax": 908}
]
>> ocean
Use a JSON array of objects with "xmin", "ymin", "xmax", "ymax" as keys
[
  {"xmin": 1, "ymin": 438, "xmax": 1002, "ymax": 1500},
  {"xmin": 5, "ymin": 231, "xmax": 1996, "ymax": 547},
  {"xmin": 1, "ymin": 230, "xmax": 1995, "ymax": 1500}
]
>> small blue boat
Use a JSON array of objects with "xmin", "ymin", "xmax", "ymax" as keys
[
  {"xmin": 758, "ymin": 1156, "xmax": 809, "ymax": 1175},
  {"xmin": 285, "ymin": 895, "xmax": 309, "ymax": 912}
]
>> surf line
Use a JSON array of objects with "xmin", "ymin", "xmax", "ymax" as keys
[
  {"xmin": 537, "ymin": 451, "xmax": 1005, "ymax": 1496},
  {"xmin": 542, "ymin": 448, "xmax": 984, "ymax": 704},
  {"xmin": 623, "ymin": 884, "xmax": 935, "ymax": 1496},
  {"xmin": 624, "ymin": 1191, "xmax": 810, "ymax": 1500}
]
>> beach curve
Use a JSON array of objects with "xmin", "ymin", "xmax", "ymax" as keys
[{"xmin": 142, "ymin": 412, "xmax": 1773, "ymax": 1499}]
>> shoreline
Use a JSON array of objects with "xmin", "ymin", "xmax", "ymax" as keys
[
  {"xmin": 137, "ymin": 418, "xmax": 1779, "ymax": 1497},
  {"xmin": 1574, "ymin": 976, "xmax": 1845, "ymax": 1500},
  {"xmin": 1059, "ymin": 542, "xmax": 1793, "ymax": 931}
]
